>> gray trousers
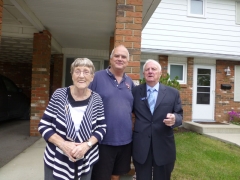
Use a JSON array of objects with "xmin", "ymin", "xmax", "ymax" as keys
[{"xmin": 44, "ymin": 164, "xmax": 92, "ymax": 180}]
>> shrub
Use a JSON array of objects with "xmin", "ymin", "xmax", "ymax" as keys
[
  {"xmin": 228, "ymin": 110, "xmax": 240, "ymax": 125},
  {"xmin": 139, "ymin": 73, "xmax": 181, "ymax": 90}
]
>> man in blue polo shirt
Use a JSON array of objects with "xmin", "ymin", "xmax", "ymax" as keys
[{"xmin": 90, "ymin": 45, "xmax": 134, "ymax": 180}]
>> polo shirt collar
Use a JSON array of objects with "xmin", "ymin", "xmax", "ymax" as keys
[{"xmin": 106, "ymin": 66, "xmax": 127, "ymax": 78}]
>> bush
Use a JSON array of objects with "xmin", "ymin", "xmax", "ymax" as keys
[
  {"xmin": 228, "ymin": 110, "xmax": 240, "ymax": 125},
  {"xmin": 139, "ymin": 73, "xmax": 181, "ymax": 90}
]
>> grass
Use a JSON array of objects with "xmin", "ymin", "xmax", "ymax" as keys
[{"xmin": 171, "ymin": 131, "xmax": 240, "ymax": 180}]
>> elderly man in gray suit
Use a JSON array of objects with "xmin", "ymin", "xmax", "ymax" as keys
[{"xmin": 132, "ymin": 59, "xmax": 183, "ymax": 180}]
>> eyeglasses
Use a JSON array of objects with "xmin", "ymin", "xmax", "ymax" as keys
[{"xmin": 74, "ymin": 70, "xmax": 91, "ymax": 76}]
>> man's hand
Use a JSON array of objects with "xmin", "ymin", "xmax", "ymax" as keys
[{"xmin": 163, "ymin": 113, "xmax": 176, "ymax": 126}]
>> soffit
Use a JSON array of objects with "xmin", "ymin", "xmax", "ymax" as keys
[{"xmin": 0, "ymin": 0, "xmax": 160, "ymax": 63}]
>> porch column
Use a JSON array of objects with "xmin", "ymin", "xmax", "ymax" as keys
[
  {"xmin": 114, "ymin": 0, "xmax": 143, "ymax": 82},
  {"xmin": 51, "ymin": 54, "xmax": 63, "ymax": 95},
  {"xmin": 30, "ymin": 30, "xmax": 51, "ymax": 136},
  {"xmin": 180, "ymin": 57, "xmax": 194, "ymax": 121},
  {"xmin": 0, "ymin": 0, "xmax": 2, "ymax": 44}
]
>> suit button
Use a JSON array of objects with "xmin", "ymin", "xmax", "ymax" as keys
[{"xmin": 148, "ymin": 135, "xmax": 151, "ymax": 138}]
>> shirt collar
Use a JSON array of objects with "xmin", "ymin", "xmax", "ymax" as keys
[
  {"xmin": 147, "ymin": 83, "xmax": 159, "ymax": 92},
  {"xmin": 106, "ymin": 66, "xmax": 127, "ymax": 78}
]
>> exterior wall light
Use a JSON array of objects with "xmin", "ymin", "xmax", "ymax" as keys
[{"xmin": 224, "ymin": 66, "xmax": 231, "ymax": 76}]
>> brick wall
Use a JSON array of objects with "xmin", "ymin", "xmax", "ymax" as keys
[
  {"xmin": 180, "ymin": 58, "xmax": 194, "ymax": 121},
  {"xmin": 30, "ymin": 30, "xmax": 51, "ymax": 136},
  {"xmin": 0, "ymin": 0, "xmax": 2, "ymax": 43},
  {"xmin": 51, "ymin": 54, "xmax": 63, "ymax": 95},
  {"xmin": 114, "ymin": 0, "xmax": 142, "ymax": 81},
  {"xmin": 0, "ymin": 61, "xmax": 32, "ymax": 97},
  {"xmin": 215, "ymin": 60, "xmax": 240, "ymax": 122},
  {"xmin": 158, "ymin": 56, "xmax": 194, "ymax": 122}
]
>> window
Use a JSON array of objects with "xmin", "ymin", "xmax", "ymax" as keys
[
  {"xmin": 234, "ymin": 65, "xmax": 240, "ymax": 101},
  {"xmin": 168, "ymin": 63, "xmax": 187, "ymax": 84},
  {"xmin": 2, "ymin": 76, "xmax": 18, "ymax": 93},
  {"xmin": 188, "ymin": 0, "xmax": 205, "ymax": 17},
  {"xmin": 236, "ymin": 2, "xmax": 240, "ymax": 24}
]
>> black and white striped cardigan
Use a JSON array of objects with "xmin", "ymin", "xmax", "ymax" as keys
[{"xmin": 38, "ymin": 87, "xmax": 106, "ymax": 180}]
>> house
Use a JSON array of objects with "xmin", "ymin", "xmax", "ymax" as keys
[
  {"xmin": 141, "ymin": 0, "xmax": 240, "ymax": 122},
  {"xmin": 0, "ymin": 0, "xmax": 161, "ymax": 136},
  {"xmin": 0, "ymin": 0, "xmax": 239, "ymax": 136}
]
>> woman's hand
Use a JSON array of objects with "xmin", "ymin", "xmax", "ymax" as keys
[
  {"xmin": 71, "ymin": 142, "xmax": 90, "ymax": 160},
  {"xmin": 59, "ymin": 141, "xmax": 80, "ymax": 162}
]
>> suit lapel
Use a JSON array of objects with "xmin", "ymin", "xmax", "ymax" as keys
[
  {"xmin": 154, "ymin": 83, "xmax": 166, "ymax": 111},
  {"xmin": 140, "ymin": 83, "xmax": 149, "ymax": 109}
]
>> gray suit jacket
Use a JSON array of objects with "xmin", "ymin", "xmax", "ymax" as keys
[{"xmin": 132, "ymin": 83, "xmax": 183, "ymax": 166}]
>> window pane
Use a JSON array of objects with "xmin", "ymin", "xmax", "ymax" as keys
[
  {"xmin": 197, "ymin": 87, "xmax": 210, "ymax": 92},
  {"xmin": 191, "ymin": 0, "xmax": 203, "ymax": 15},
  {"xmin": 197, "ymin": 75, "xmax": 210, "ymax": 86},
  {"xmin": 237, "ymin": 2, "xmax": 240, "ymax": 24},
  {"xmin": 170, "ymin": 65, "xmax": 183, "ymax": 80},
  {"xmin": 197, "ymin": 93, "xmax": 210, "ymax": 104},
  {"xmin": 198, "ymin": 68, "xmax": 210, "ymax": 75},
  {"xmin": 2, "ymin": 77, "xmax": 18, "ymax": 92}
]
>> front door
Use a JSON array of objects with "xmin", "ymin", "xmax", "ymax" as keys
[{"xmin": 192, "ymin": 65, "xmax": 215, "ymax": 121}]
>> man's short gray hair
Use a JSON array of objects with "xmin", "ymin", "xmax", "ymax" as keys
[
  {"xmin": 70, "ymin": 58, "xmax": 95, "ymax": 75},
  {"xmin": 109, "ymin": 45, "xmax": 130, "ymax": 60},
  {"xmin": 143, "ymin": 59, "xmax": 162, "ymax": 72}
]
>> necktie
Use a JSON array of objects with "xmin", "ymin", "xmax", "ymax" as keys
[{"xmin": 148, "ymin": 88, "xmax": 156, "ymax": 114}]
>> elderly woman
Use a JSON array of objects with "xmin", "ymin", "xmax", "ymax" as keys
[{"xmin": 38, "ymin": 58, "xmax": 106, "ymax": 180}]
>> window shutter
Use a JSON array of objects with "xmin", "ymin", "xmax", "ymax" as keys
[
  {"xmin": 234, "ymin": 65, "xmax": 240, "ymax": 101},
  {"xmin": 237, "ymin": 2, "xmax": 240, "ymax": 24}
]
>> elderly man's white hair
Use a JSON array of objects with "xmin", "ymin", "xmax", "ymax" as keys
[{"xmin": 143, "ymin": 59, "xmax": 162, "ymax": 72}]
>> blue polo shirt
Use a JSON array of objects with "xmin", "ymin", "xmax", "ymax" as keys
[{"xmin": 89, "ymin": 67, "xmax": 134, "ymax": 146}]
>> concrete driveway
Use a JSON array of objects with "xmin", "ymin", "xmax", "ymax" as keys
[{"xmin": 0, "ymin": 119, "xmax": 40, "ymax": 168}]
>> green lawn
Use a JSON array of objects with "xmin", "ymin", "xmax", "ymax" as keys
[{"xmin": 172, "ymin": 132, "xmax": 240, "ymax": 180}]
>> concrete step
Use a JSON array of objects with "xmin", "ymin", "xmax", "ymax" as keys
[{"xmin": 183, "ymin": 122, "xmax": 240, "ymax": 134}]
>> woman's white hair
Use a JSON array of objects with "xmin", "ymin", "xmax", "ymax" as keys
[{"xmin": 70, "ymin": 58, "xmax": 95, "ymax": 74}]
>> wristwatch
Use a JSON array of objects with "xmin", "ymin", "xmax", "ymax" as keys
[{"xmin": 87, "ymin": 141, "xmax": 92, "ymax": 148}]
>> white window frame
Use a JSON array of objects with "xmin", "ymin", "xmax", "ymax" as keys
[
  {"xmin": 168, "ymin": 63, "xmax": 187, "ymax": 84},
  {"xmin": 234, "ymin": 65, "xmax": 240, "ymax": 101},
  {"xmin": 188, "ymin": 0, "xmax": 206, "ymax": 18},
  {"xmin": 236, "ymin": 2, "xmax": 240, "ymax": 25}
]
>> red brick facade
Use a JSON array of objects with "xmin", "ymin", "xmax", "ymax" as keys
[
  {"xmin": 30, "ymin": 30, "xmax": 51, "ymax": 136},
  {"xmin": 115, "ymin": 0, "xmax": 142, "ymax": 80},
  {"xmin": 51, "ymin": 54, "xmax": 63, "ymax": 95},
  {"xmin": 158, "ymin": 55, "xmax": 240, "ymax": 122},
  {"xmin": 0, "ymin": 62, "xmax": 32, "ymax": 97},
  {"xmin": 215, "ymin": 60, "xmax": 240, "ymax": 122},
  {"xmin": 0, "ymin": 0, "xmax": 2, "ymax": 44}
]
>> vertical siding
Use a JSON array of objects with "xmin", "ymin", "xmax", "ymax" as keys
[{"xmin": 142, "ymin": 0, "xmax": 240, "ymax": 56}]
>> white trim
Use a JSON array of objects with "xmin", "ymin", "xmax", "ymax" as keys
[
  {"xmin": 192, "ymin": 65, "xmax": 215, "ymax": 121},
  {"xmin": 168, "ymin": 63, "xmax": 187, "ymax": 84},
  {"xmin": 234, "ymin": 65, "xmax": 240, "ymax": 102},
  {"xmin": 187, "ymin": 0, "xmax": 206, "ymax": 18},
  {"xmin": 236, "ymin": 2, "xmax": 240, "ymax": 25},
  {"xmin": 141, "ymin": 48, "xmax": 240, "ymax": 61}
]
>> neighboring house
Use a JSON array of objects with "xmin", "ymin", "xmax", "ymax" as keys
[{"xmin": 140, "ymin": 0, "xmax": 240, "ymax": 122}]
